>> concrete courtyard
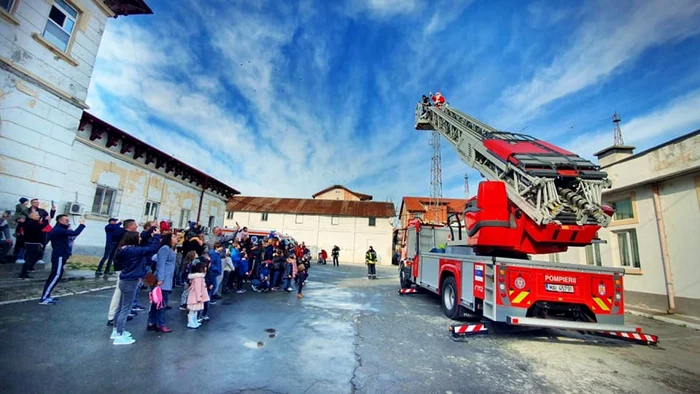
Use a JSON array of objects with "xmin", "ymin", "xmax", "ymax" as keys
[{"xmin": 0, "ymin": 264, "xmax": 698, "ymax": 394}]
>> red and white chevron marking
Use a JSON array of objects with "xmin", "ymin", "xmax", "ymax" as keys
[
  {"xmin": 399, "ymin": 288, "xmax": 418, "ymax": 294},
  {"xmin": 452, "ymin": 324, "xmax": 488, "ymax": 335},
  {"xmin": 603, "ymin": 331, "xmax": 658, "ymax": 343}
]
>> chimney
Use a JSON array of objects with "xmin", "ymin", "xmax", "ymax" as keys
[{"xmin": 594, "ymin": 145, "xmax": 636, "ymax": 167}]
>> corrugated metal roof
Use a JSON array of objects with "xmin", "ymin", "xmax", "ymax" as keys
[{"xmin": 226, "ymin": 197, "xmax": 395, "ymax": 218}]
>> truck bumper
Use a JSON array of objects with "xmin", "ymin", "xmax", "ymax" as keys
[{"xmin": 506, "ymin": 316, "xmax": 658, "ymax": 344}]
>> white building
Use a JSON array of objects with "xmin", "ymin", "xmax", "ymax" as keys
[
  {"xmin": 224, "ymin": 186, "xmax": 396, "ymax": 264},
  {"xmin": 0, "ymin": 0, "xmax": 241, "ymax": 256},
  {"xmin": 542, "ymin": 130, "xmax": 700, "ymax": 315}
]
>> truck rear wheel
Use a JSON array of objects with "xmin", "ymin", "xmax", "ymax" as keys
[
  {"xmin": 399, "ymin": 263, "xmax": 413, "ymax": 289},
  {"xmin": 441, "ymin": 276, "xmax": 464, "ymax": 320}
]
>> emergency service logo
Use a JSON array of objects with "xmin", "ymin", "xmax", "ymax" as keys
[
  {"xmin": 598, "ymin": 283, "xmax": 606, "ymax": 296},
  {"xmin": 515, "ymin": 277, "xmax": 526, "ymax": 290}
]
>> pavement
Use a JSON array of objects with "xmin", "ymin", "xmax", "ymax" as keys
[{"xmin": 0, "ymin": 264, "xmax": 699, "ymax": 394}]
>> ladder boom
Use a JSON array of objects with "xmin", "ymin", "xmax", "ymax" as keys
[{"xmin": 415, "ymin": 103, "xmax": 612, "ymax": 227}]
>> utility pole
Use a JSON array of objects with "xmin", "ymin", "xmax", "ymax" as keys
[
  {"xmin": 613, "ymin": 112, "xmax": 624, "ymax": 146},
  {"xmin": 429, "ymin": 130, "xmax": 443, "ymax": 225}
]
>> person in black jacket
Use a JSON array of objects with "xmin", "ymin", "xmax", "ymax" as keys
[
  {"xmin": 40, "ymin": 215, "xmax": 85, "ymax": 305},
  {"xmin": 19, "ymin": 212, "xmax": 50, "ymax": 279},
  {"xmin": 95, "ymin": 218, "xmax": 121, "ymax": 276}
]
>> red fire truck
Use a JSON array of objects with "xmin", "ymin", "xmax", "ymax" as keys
[{"xmin": 399, "ymin": 102, "xmax": 657, "ymax": 345}]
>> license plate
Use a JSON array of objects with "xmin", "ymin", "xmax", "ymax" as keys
[{"xmin": 545, "ymin": 283, "xmax": 574, "ymax": 293}]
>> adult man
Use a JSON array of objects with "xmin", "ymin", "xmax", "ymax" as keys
[
  {"xmin": 212, "ymin": 225, "xmax": 239, "ymax": 245},
  {"xmin": 28, "ymin": 198, "xmax": 56, "ymax": 264},
  {"xmin": 19, "ymin": 212, "xmax": 50, "ymax": 279},
  {"xmin": 10, "ymin": 198, "xmax": 30, "ymax": 263},
  {"xmin": 40, "ymin": 215, "xmax": 85, "ymax": 305},
  {"xmin": 95, "ymin": 218, "xmax": 121, "ymax": 276},
  {"xmin": 365, "ymin": 246, "xmax": 377, "ymax": 280},
  {"xmin": 332, "ymin": 245, "xmax": 340, "ymax": 267},
  {"xmin": 107, "ymin": 219, "xmax": 138, "ymax": 325}
]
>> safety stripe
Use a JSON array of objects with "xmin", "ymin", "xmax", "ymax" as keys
[
  {"xmin": 603, "ymin": 331, "xmax": 658, "ymax": 343},
  {"xmin": 593, "ymin": 296, "xmax": 610, "ymax": 311},
  {"xmin": 453, "ymin": 324, "xmax": 487, "ymax": 334},
  {"xmin": 43, "ymin": 256, "xmax": 63, "ymax": 300},
  {"xmin": 399, "ymin": 288, "xmax": 417, "ymax": 294},
  {"xmin": 512, "ymin": 291, "xmax": 529, "ymax": 304}
]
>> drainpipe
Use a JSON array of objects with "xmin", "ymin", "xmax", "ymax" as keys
[
  {"xmin": 651, "ymin": 183, "xmax": 675, "ymax": 314},
  {"xmin": 196, "ymin": 178, "xmax": 208, "ymax": 223}
]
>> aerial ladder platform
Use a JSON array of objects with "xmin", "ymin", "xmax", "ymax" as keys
[{"xmin": 415, "ymin": 103, "xmax": 614, "ymax": 255}]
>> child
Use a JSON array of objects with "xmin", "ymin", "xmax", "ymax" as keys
[
  {"xmin": 200, "ymin": 259, "xmax": 215, "ymax": 322},
  {"xmin": 186, "ymin": 262, "xmax": 209, "ymax": 329},
  {"xmin": 283, "ymin": 255, "xmax": 297, "ymax": 292},
  {"xmin": 258, "ymin": 260, "xmax": 271, "ymax": 292},
  {"xmin": 297, "ymin": 263, "xmax": 308, "ymax": 298},
  {"xmin": 236, "ymin": 250, "xmax": 249, "ymax": 294},
  {"xmin": 179, "ymin": 251, "xmax": 198, "ymax": 311},
  {"xmin": 222, "ymin": 248, "xmax": 234, "ymax": 293}
]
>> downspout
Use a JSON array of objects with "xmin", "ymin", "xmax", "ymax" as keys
[
  {"xmin": 196, "ymin": 178, "xmax": 208, "ymax": 223},
  {"xmin": 651, "ymin": 183, "xmax": 675, "ymax": 313}
]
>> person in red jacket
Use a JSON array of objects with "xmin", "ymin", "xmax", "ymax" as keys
[{"xmin": 430, "ymin": 91, "xmax": 446, "ymax": 108}]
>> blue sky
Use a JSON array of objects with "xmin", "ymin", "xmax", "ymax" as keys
[{"xmin": 86, "ymin": 0, "xmax": 700, "ymax": 206}]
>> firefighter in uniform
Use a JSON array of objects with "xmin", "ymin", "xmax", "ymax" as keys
[{"xmin": 365, "ymin": 246, "xmax": 377, "ymax": 280}]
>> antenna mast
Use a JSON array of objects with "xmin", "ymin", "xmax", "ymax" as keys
[
  {"xmin": 429, "ymin": 130, "xmax": 443, "ymax": 225},
  {"xmin": 613, "ymin": 112, "xmax": 624, "ymax": 146}
]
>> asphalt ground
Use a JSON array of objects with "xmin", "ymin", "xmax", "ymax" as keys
[{"xmin": 0, "ymin": 264, "xmax": 698, "ymax": 394}]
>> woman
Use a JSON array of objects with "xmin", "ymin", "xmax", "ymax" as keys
[
  {"xmin": 111, "ymin": 229, "xmax": 161, "ymax": 345},
  {"xmin": 147, "ymin": 233, "xmax": 177, "ymax": 333}
]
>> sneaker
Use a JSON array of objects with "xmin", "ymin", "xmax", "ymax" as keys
[
  {"xmin": 210, "ymin": 300, "xmax": 217, "ymax": 305},
  {"xmin": 46, "ymin": 297, "xmax": 58, "ymax": 302},
  {"xmin": 39, "ymin": 299, "xmax": 56, "ymax": 305},
  {"xmin": 202, "ymin": 315, "xmax": 210, "ymax": 321},
  {"xmin": 95, "ymin": 271, "xmax": 103, "ymax": 276},
  {"xmin": 15, "ymin": 259, "xmax": 25, "ymax": 264},
  {"xmin": 132, "ymin": 306, "xmax": 147, "ymax": 312},
  {"xmin": 286, "ymin": 287, "xmax": 293, "ymax": 292},
  {"xmin": 110, "ymin": 329, "xmax": 132, "ymax": 340},
  {"xmin": 179, "ymin": 305, "xmax": 188, "ymax": 311},
  {"xmin": 19, "ymin": 275, "xmax": 33, "ymax": 279},
  {"xmin": 113, "ymin": 335, "xmax": 136, "ymax": 345},
  {"xmin": 37, "ymin": 260, "xmax": 45, "ymax": 265},
  {"xmin": 251, "ymin": 285, "xmax": 258, "ymax": 292},
  {"xmin": 197, "ymin": 317, "xmax": 203, "ymax": 323},
  {"xmin": 128, "ymin": 312, "xmax": 137, "ymax": 317}
]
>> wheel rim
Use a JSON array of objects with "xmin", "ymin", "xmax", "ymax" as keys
[{"xmin": 443, "ymin": 284, "xmax": 454, "ymax": 311}]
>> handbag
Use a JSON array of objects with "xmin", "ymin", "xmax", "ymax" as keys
[{"xmin": 149, "ymin": 285, "xmax": 164, "ymax": 309}]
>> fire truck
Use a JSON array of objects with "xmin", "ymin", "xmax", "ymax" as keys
[{"xmin": 398, "ymin": 101, "xmax": 658, "ymax": 345}]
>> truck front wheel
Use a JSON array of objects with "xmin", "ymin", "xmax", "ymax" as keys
[{"xmin": 441, "ymin": 276, "xmax": 464, "ymax": 320}]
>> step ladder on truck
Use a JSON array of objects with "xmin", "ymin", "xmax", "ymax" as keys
[{"xmin": 398, "ymin": 100, "xmax": 658, "ymax": 345}]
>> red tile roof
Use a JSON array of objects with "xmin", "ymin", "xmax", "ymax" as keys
[
  {"xmin": 312, "ymin": 185, "xmax": 372, "ymax": 201},
  {"xmin": 400, "ymin": 197, "xmax": 470, "ymax": 214},
  {"xmin": 226, "ymin": 197, "xmax": 394, "ymax": 218}
]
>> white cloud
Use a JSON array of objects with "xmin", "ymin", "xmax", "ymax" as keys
[
  {"xmin": 350, "ymin": 0, "xmax": 420, "ymax": 18},
  {"xmin": 498, "ymin": 0, "xmax": 700, "ymax": 126},
  {"xmin": 423, "ymin": 1, "xmax": 474, "ymax": 36},
  {"xmin": 564, "ymin": 88, "xmax": 700, "ymax": 159}
]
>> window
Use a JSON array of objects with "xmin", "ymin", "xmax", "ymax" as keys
[
  {"xmin": 226, "ymin": 211, "xmax": 234, "ymax": 220},
  {"xmin": 331, "ymin": 216, "xmax": 340, "ymax": 225},
  {"xmin": 91, "ymin": 186, "xmax": 116, "ymax": 216},
  {"xmin": 42, "ymin": 0, "xmax": 78, "ymax": 52},
  {"xmin": 414, "ymin": 212, "xmax": 423, "ymax": 219},
  {"xmin": 1, "ymin": 0, "xmax": 16, "ymax": 12},
  {"xmin": 585, "ymin": 244, "xmax": 602, "ymax": 266},
  {"xmin": 261, "ymin": 212, "xmax": 269, "ymax": 221},
  {"xmin": 368, "ymin": 217, "xmax": 376, "ymax": 227},
  {"xmin": 179, "ymin": 209, "xmax": 190, "ymax": 228},
  {"xmin": 143, "ymin": 201, "xmax": 159, "ymax": 222},
  {"xmin": 616, "ymin": 229, "xmax": 641, "ymax": 268},
  {"xmin": 208, "ymin": 215, "xmax": 215, "ymax": 228},
  {"xmin": 611, "ymin": 198, "xmax": 634, "ymax": 221},
  {"xmin": 295, "ymin": 214, "xmax": 303, "ymax": 224}
]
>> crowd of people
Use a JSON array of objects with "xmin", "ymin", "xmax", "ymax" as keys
[
  {"xmin": 99, "ymin": 221, "xmax": 314, "ymax": 345},
  {"xmin": 0, "ymin": 197, "xmax": 383, "ymax": 346}
]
